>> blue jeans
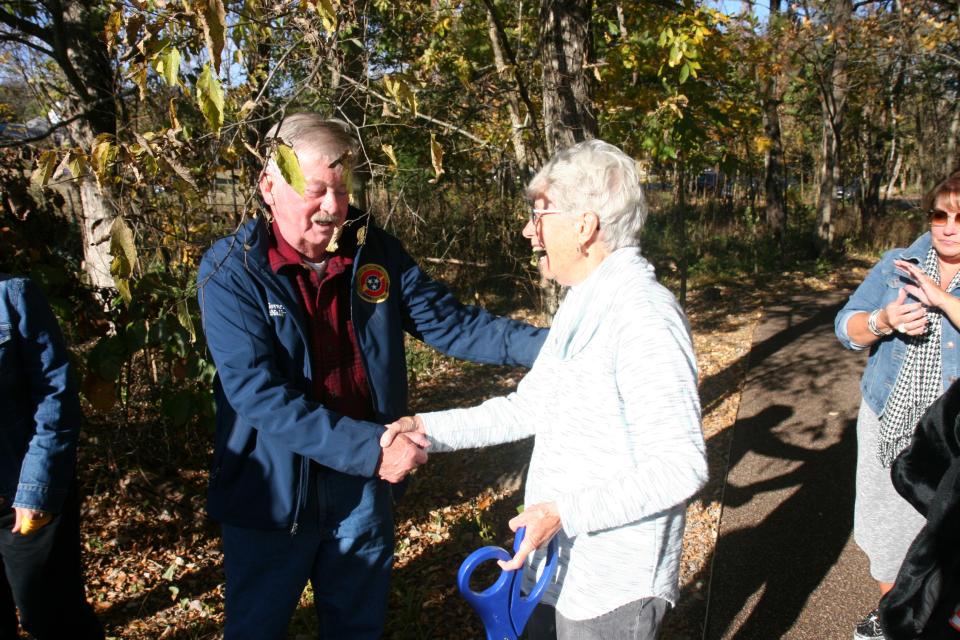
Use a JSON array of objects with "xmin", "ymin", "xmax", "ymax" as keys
[{"xmin": 221, "ymin": 475, "xmax": 393, "ymax": 640}]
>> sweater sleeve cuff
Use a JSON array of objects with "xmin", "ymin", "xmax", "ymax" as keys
[
  {"xmin": 555, "ymin": 494, "xmax": 584, "ymax": 538},
  {"xmin": 417, "ymin": 412, "xmax": 457, "ymax": 453}
]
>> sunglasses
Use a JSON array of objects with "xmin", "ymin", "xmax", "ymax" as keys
[{"xmin": 928, "ymin": 208, "xmax": 960, "ymax": 225}]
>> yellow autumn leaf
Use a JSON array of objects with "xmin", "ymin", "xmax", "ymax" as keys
[
  {"xmin": 31, "ymin": 150, "xmax": 58, "ymax": 187},
  {"xmin": 274, "ymin": 144, "xmax": 306, "ymax": 196},
  {"xmin": 315, "ymin": 0, "xmax": 338, "ymax": 33},
  {"xmin": 754, "ymin": 135, "xmax": 773, "ymax": 154},
  {"xmin": 381, "ymin": 144, "xmax": 398, "ymax": 170},
  {"xmin": 429, "ymin": 134, "xmax": 444, "ymax": 183},
  {"xmin": 197, "ymin": 0, "xmax": 227, "ymax": 74}
]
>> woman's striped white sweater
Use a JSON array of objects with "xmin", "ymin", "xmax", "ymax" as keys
[{"xmin": 421, "ymin": 247, "xmax": 707, "ymax": 621}]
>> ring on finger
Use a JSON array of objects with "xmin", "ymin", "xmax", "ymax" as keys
[{"xmin": 897, "ymin": 323, "xmax": 907, "ymax": 333}]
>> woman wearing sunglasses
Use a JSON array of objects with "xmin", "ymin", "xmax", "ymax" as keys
[{"xmin": 835, "ymin": 169, "xmax": 960, "ymax": 640}]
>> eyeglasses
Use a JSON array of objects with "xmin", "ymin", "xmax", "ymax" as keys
[
  {"xmin": 928, "ymin": 209, "xmax": 960, "ymax": 226},
  {"xmin": 530, "ymin": 208, "xmax": 564, "ymax": 225}
]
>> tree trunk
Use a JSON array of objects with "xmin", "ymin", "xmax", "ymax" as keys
[
  {"xmin": 484, "ymin": 0, "xmax": 543, "ymax": 174},
  {"xmin": 762, "ymin": 0, "xmax": 786, "ymax": 240},
  {"xmin": 59, "ymin": 2, "xmax": 120, "ymax": 289},
  {"xmin": 676, "ymin": 161, "xmax": 688, "ymax": 307},
  {"xmin": 537, "ymin": 0, "xmax": 596, "ymax": 317},
  {"xmin": 816, "ymin": 103, "xmax": 840, "ymax": 248},
  {"xmin": 69, "ymin": 124, "xmax": 116, "ymax": 290},
  {"xmin": 539, "ymin": 0, "xmax": 596, "ymax": 155},
  {"xmin": 763, "ymin": 78, "xmax": 786, "ymax": 238},
  {"xmin": 946, "ymin": 97, "xmax": 960, "ymax": 177},
  {"xmin": 814, "ymin": 0, "xmax": 852, "ymax": 251}
]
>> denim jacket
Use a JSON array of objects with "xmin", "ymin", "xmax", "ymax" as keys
[
  {"xmin": 0, "ymin": 275, "xmax": 80, "ymax": 513},
  {"xmin": 835, "ymin": 233, "xmax": 960, "ymax": 415}
]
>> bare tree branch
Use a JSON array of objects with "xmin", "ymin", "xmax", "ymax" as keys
[{"xmin": 336, "ymin": 72, "xmax": 489, "ymax": 147}]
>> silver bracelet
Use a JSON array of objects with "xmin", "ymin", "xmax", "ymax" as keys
[{"xmin": 868, "ymin": 309, "xmax": 892, "ymax": 337}]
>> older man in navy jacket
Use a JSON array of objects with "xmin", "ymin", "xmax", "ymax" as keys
[{"xmin": 197, "ymin": 114, "xmax": 545, "ymax": 639}]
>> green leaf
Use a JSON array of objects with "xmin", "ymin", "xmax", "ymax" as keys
[
  {"xmin": 162, "ymin": 562, "xmax": 177, "ymax": 581},
  {"xmin": 669, "ymin": 42, "xmax": 682, "ymax": 67},
  {"xmin": 87, "ymin": 335, "xmax": 127, "ymax": 381},
  {"xmin": 196, "ymin": 64, "xmax": 224, "ymax": 134},
  {"xmin": 67, "ymin": 151, "xmax": 86, "ymax": 179},
  {"xmin": 109, "ymin": 217, "xmax": 137, "ymax": 304},
  {"xmin": 177, "ymin": 298, "xmax": 197, "ymax": 343},
  {"xmin": 679, "ymin": 62, "xmax": 690, "ymax": 84},
  {"xmin": 162, "ymin": 389, "xmax": 197, "ymax": 426},
  {"xmin": 274, "ymin": 144, "xmax": 306, "ymax": 196},
  {"xmin": 161, "ymin": 47, "xmax": 180, "ymax": 86}
]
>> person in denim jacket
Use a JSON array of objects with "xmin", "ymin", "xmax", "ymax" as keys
[
  {"xmin": 0, "ymin": 274, "xmax": 102, "ymax": 639},
  {"xmin": 836, "ymin": 169, "xmax": 960, "ymax": 640}
]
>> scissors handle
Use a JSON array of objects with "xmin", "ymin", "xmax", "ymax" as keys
[
  {"xmin": 508, "ymin": 528, "xmax": 559, "ymax": 636},
  {"xmin": 457, "ymin": 527, "xmax": 560, "ymax": 640},
  {"xmin": 457, "ymin": 543, "xmax": 517, "ymax": 640}
]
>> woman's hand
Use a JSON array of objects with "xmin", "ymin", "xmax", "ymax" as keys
[
  {"xmin": 13, "ymin": 507, "xmax": 52, "ymax": 535},
  {"xmin": 895, "ymin": 259, "xmax": 960, "ymax": 330},
  {"xmin": 896, "ymin": 260, "xmax": 951, "ymax": 308},
  {"xmin": 882, "ymin": 276, "xmax": 928, "ymax": 336},
  {"xmin": 380, "ymin": 415, "xmax": 428, "ymax": 448},
  {"xmin": 496, "ymin": 502, "xmax": 562, "ymax": 571}
]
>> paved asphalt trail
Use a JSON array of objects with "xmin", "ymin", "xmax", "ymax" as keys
[{"xmin": 703, "ymin": 292, "xmax": 879, "ymax": 640}]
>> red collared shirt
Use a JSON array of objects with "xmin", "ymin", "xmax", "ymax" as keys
[{"xmin": 267, "ymin": 221, "xmax": 373, "ymax": 421}]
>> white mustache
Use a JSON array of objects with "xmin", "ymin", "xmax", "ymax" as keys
[{"xmin": 310, "ymin": 214, "xmax": 339, "ymax": 225}]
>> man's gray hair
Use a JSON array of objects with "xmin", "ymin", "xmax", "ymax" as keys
[
  {"xmin": 263, "ymin": 114, "xmax": 359, "ymax": 170},
  {"xmin": 526, "ymin": 139, "xmax": 647, "ymax": 252}
]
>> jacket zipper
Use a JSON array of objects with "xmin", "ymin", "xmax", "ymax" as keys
[
  {"xmin": 350, "ymin": 245, "xmax": 380, "ymax": 414},
  {"xmin": 290, "ymin": 456, "xmax": 309, "ymax": 536}
]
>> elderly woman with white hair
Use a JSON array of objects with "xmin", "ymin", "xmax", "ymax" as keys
[{"xmin": 382, "ymin": 139, "xmax": 707, "ymax": 639}]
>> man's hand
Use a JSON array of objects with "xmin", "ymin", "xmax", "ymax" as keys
[
  {"xmin": 377, "ymin": 432, "xmax": 429, "ymax": 483},
  {"xmin": 497, "ymin": 502, "xmax": 562, "ymax": 571},
  {"xmin": 13, "ymin": 507, "xmax": 52, "ymax": 535},
  {"xmin": 380, "ymin": 415, "xmax": 427, "ymax": 448}
]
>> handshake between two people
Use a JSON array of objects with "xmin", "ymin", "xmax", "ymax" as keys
[
  {"xmin": 376, "ymin": 416, "xmax": 429, "ymax": 484},
  {"xmin": 373, "ymin": 416, "xmax": 564, "ymax": 571}
]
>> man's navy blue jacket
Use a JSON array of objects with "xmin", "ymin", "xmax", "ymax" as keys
[{"xmin": 197, "ymin": 213, "xmax": 545, "ymax": 535}]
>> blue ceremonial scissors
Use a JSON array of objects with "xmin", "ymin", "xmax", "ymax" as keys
[{"xmin": 457, "ymin": 527, "xmax": 560, "ymax": 640}]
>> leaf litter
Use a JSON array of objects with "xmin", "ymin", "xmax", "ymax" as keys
[{"xmin": 73, "ymin": 261, "xmax": 868, "ymax": 639}]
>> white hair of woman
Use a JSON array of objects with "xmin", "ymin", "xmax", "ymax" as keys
[{"xmin": 525, "ymin": 138, "xmax": 647, "ymax": 252}]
